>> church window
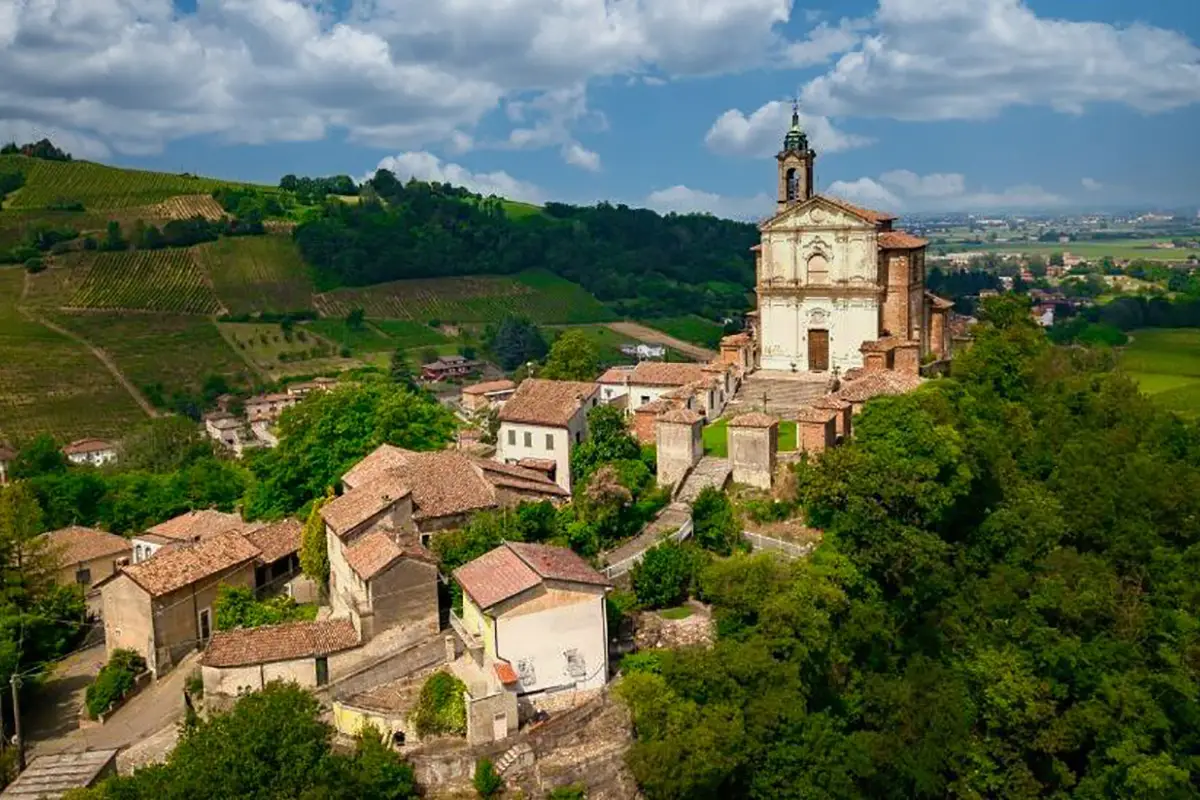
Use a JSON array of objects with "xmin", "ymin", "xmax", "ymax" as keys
[
  {"xmin": 807, "ymin": 253, "xmax": 829, "ymax": 285},
  {"xmin": 785, "ymin": 168, "xmax": 799, "ymax": 202}
]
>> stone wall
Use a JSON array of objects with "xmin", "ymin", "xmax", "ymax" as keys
[
  {"xmin": 655, "ymin": 416, "xmax": 702, "ymax": 488},
  {"xmin": 728, "ymin": 422, "xmax": 777, "ymax": 490},
  {"xmin": 330, "ymin": 633, "xmax": 454, "ymax": 699}
]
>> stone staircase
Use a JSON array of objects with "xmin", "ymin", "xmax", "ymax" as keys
[
  {"xmin": 727, "ymin": 370, "xmax": 832, "ymax": 417},
  {"xmin": 677, "ymin": 457, "xmax": 731, "ymax": 503},
  {"xmin": 495, "ymin": 741, "xmax": 534, "ymax": 775}
]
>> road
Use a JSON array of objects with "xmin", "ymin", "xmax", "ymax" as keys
[{"xmin": 606, "ymin": 321, "xmax": 717, "ymax": 362}]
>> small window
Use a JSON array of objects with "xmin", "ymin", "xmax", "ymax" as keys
[
  {"xmin": 640, "ymin": 395, "xmax": 650, "ymax": 405},
  {"xmin": 524, "ymin": 432, "xmax": 532, "ymax": 447},
  {"xmin": 198, "ymin": 608, "xmax": 212, "ymax": 642},
  {"xmin": 545, "ymin": 433, "xmax": 554, "ymax": 450},
  {"xmin": 507, "ymin": 429, "xmax": 516, "ymax": 446},
  {"xmin": 575, "ymin": 431, "xmax": 582, "ymax": 444},
  {"xmin": 564, "ymin": 648, "xmax": 587, "ymax": 679},
  {"xmin": 316, "ymin": 656, "xmax": 329, "ymax": 686},
  {"xmin": 75, "ymin": 567, "xmax": 92, "ymax": 585}
]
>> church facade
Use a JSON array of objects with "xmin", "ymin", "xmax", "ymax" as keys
[{"xmin": 749, "ymin": 106, "xmax": 951, "ymax": 374}]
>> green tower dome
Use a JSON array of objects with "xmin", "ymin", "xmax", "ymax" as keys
[{"xmin": 783, "ymin": 101, "xmax": 808, "ymax": 152}]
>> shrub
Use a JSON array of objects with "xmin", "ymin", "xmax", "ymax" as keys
[
  {"xmin": 85, "ymin": 648, "xmax": 146, "ymax": 718},
  {"xmin": 548, "ymin": 783, "xmax": 587, "ymax": 800},
  {"xmin": 409, "ymin": 672, "xmax": 467, "ymax": 737},
  {"xmin": 24, "ymin": 257, "xmax": 45, "ymax": 273},
  {"xmin": 630, "ymin": 540, "xmax": 694, "ymax": 609},
  {"xmin": 473, "ymin": 758, "xmax": 504, "ymax": 798},
  {"xmin": 185, "ymin": 671, "xmax": 204, "ymax": 698}
]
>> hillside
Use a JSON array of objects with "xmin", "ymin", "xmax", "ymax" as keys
[{"xmin": 0, "ymin": 152, "xmax": 730, "ymax": 444}]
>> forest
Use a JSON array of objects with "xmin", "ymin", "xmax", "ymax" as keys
[
  {"xmin": 292, "ymin": 171, "xmax": 758, "ymax": 319},
  {"xmin": 618, "ymin": 296, "xmax": 1200, "ymax": 798}
]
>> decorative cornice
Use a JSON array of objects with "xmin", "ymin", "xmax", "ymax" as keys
[{"xmin": 757, "ymin": 283, "xmax": 884, "ymax": 300}]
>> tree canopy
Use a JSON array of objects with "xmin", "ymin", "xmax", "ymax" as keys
[{"xmin": 618, "ymin": 295, "xmax": 1200, "ymax": 799}]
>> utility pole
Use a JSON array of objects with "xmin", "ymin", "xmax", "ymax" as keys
[{"xmin": 10, "ymin": 675, "xmax": 23, "ymax": 772}]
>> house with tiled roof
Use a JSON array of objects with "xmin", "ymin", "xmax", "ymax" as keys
[
  {"xmin": 747, "ymin": 101, "xmax": 954, "ymax": 376},
  {"xmin": 62, "ymin": 438, "xmax": 117, "ymax": 467},
  {"xmin": 622, "ymin": 361, "xmax": 735, "ymax": 422},
  {"xmin": 452, "ymin": 542, "xmax": 611, "ymax": 703},
  {"xmin": 131, "ymin": 509, "xmax": 252, "ymax": 563},
  {"xmin": 244, "ymin": 518, "xmax": 304, "ymax": 592},
  {"xmin": 460, "ymin": 379, "xmax": 516, "ymax": 412},
  {"xmin": 42, "ymin": 526, "xmax": 132, "ymax": 613},
  {"xmin": 200, "ymin": 618, "xmax": 360, "ymax": 699},
  {"xmin": 100, "ymin": 530, "xmax": 262, "ymax": 675},
  {"xmin": 496, "ymin": 379, "xmax": 601, "ymax": 492}
]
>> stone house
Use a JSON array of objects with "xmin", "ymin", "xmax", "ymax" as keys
[
  {"xmin": 245, "ymin": 392, "xmax": 299, "ymax": 423},
  {"xmin": 100, "ymin": 530, "xmax": 261, "ymax": 675},
  {"xmin": 321, "ymin": 472, "xmax": 441, "ymax": 643},
  {"xmin": 496, "ymin": 379, "xmax": 601, "ymax": 493},
  {"xmin": 286, "ymin": 376, "xmax": 338, "ymax": 397},
  {"xmin": 453, "ymin": 542, "xmax": 611, "ymax": 705},
  {"xmin": 42, "ymin": 526, "xmax": 132, "ymax": 615},
  {"xmin": 62, "ymin": 438, "xmax": 117, "ymax": 467},
  {"xmin": 200, "ymin": 618, "xmax": 360, "ymax": 699},
  {"xmin": 623, "ymin": 362, "xmax": 734, "ymax": 420},
  {"xmin": 0, "ymin": 442, "xmax": 14, "ymax": 485},
  {"xmin": 460, "ymin": 379, "xmax": 516, "ymax": 412},
  {"xmin": 131, "ymin": 509, "xmax": 250, "ymax": 564}
]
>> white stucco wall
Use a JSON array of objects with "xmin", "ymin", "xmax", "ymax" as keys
[
  {"xmin": 759, "ymin": 297, "xmax": 880, "ymax": 373},
  {"xmin": 496, "ymin": 408, "xmax": 589, "ymax": 493},
  {"xmin": 492, "ymin": 587, "xmax": 608, "ymax": 696}
]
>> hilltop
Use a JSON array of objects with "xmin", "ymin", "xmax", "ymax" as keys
[{"xmin": 0, "ymin": 149, "xmax": 748, "ymax": 444}]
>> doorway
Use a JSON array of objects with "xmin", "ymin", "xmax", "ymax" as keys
[
  {"xmin": 316, "ymin": 657, "xmax": 329, "ymax": 686},
  {"xmin": 198, "ymin": 608, "xmax": 212, "ymax": 643},
  {"xmin": 492, "ymin": 712, "xmax": 508, "ymax": 741},
  {"xmin": 808, "ymin": 329, "xmax": 829, "ymax": 372}
]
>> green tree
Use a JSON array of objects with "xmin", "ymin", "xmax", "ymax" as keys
[
  {"xmin": 300, "ymin": 491, "xmax": 331, "ymax": 586},
  {"xmin": 691, "ymin": 487, "xmax": 740, "ymax": 555},
  {"xmin": 11, "ymin": 433, "xmax": 67, "ymax": 479},
  {"xmin": 389, "ymin": 348, "xmax": 417, "ymax": 390},
  {"xmin": 409, "ymin": 671, "xmax": 467, "ymax": 737},
  {"xmin": 487, "ymin": 317, "xmax": 547, "ymax": 371},
  {"xmin": 630, "ymin": 540, "xmax": 694, "ymax": 609},
  {"xmin": 473, "ymin": 758, "xmax": 504, "ymax": 799},
  {"xmin": 118, "ymin": 417, "xmax": 213, "ymax": 473},
  {"xmin": 101, "ymin": 220, "xmax": 125, "ymax": 251},
  {"xmin": 346, "ymin": 307, "xmax": 366, "ymax": 330},
  {"xmin": 213, "ymin": 585, "xmax": 315, "ymax": 631},
  {"xmin": 570, "ymin": 404, "xmax": 642, "ymax": 483},
  {"xmin": 541, "ymin": 329, "xmax": 600, "ymax": 381}
]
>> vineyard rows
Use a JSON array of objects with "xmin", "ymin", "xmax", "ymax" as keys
[
  {"xmin": 147, "ymin": 194, "xmax": 227, "ymax": 221},
  {"xmin": 0, "ymin": 155, "xmax": 257, "ymax": 211},
  {"xmin": 69, "ymin": 250, "xmax": 222, "ymax": 314}
]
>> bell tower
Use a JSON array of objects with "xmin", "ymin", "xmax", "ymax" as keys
[{"xmin": 776, "ymin": 100, "xmax": 815, "ymax": 211}]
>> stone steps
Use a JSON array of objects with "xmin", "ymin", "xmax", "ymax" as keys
[
  {"xmin": 728, "ymin": 373, "xmax": 832, "ymax": 417},
  {"xmin": 496, "ymin": 741, "xmax": 533, "ymax": 775},
  {"xmin": 676, "ymin": 457, "xmax": 731, "ymax": 503}
]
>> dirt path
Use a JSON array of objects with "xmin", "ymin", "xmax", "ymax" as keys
[
  {"xmin": 606, "ymin": 321, "xmax": 717, "ymax": 362},
  {"xmin": 21, "ymin": 307, "xmax": 158, "ymax": 418}
]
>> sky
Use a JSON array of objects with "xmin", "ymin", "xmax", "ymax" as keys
[{"xmin": 3, "ymin": 0, "xmax": 1199, "ymax": 219}]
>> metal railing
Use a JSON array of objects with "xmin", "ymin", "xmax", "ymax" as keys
[
  {"xmin": 603, "ymin": 516, "xmax": 694, "ymax": 579},
  {"xmin": 741, "ymin": 530, "xmax": 816, "ymax": 560}
]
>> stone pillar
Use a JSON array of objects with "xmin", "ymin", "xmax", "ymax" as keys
[
  {"xmin": 881, "ymin": 252, "xmax": 911, "ymax": 337},
  {"xmin": 727, "ymin": 412, "xmax": 778, "ymax": 490},
  {"xmin": 655, "ymin": 409, "xmax": 704, "ymax": 488},
  {"xmin": 893, "ymin": 341, "xmax": 921, "ymax": 376},
  {"xmin": 633, "ymin": 400, "xmax": 674, "ymax": 444},
  {"xmin": 812, "ymin": 395, "xmax": 852, "ymax": 440},
  {"xmin": 795, "ymin": 408, "xmax": 837, "ymax": 454}
]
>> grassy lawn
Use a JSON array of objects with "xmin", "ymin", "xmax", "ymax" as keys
[
  {"xmin": 218, "ymin": 322, "xmax": 336, "ymax": 368},
  {"xmin": 658, "ymin": 606, "xmax": 694, "ymax": 620},
  {"xmin": 639, "ymin": 315, "xmax": 726, "ymax": 349},
  {"xmin": 195, "ymin": 235, "xmax": 314, "ymax": 315},
  {"xmin": 702, "ymin": 417, "xmax": 797, "ymax": 457},
  {"xmin": 0, "ymin": 268, "xmax": 145, "ymax": 443},
  {"xmin": 304, "ymin": 319, "xmax": 395, "ymax": 354},
  {"xmin": 369, "ymin": 320, "xmax": 451, "ymax": 349},
  {"xmin": 1123, "ymin": 328, "xmax": 1200, "ymax": 417}
]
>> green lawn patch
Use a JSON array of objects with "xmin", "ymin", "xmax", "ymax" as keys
[
  {"xmin": 702, "ymin": 417, "xmax": 797, "ymax": 458},
  {"xmin": 304, "ymin": 319, "xmax": 395, "ymax": 354},
  {"xmin": 196, "ymin": 235, "xmax": 314, "ymax": 316},
  {"xmin": 370, "ymin": 319, "xmax": 451, "ymax": 349},
  {"xmin": 1122, "ymin": 329, "xmax": 1200, "ymax": 417},
  {"xmin": 658, "ymin": 606, "xmax": 694, "ymax": 620},
  {"xmin": 639, "ymin": 315, "xmax": 726, "ymax": 349}
]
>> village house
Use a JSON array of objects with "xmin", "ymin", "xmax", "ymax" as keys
[
  {"xmin": 422, "ymin": 355, "xmax": 479, "ymax": 381},
  {"xmin": 286, "ymin": 376, "xmax": 338, "ymax": 397},
  {"xmin": 321, "ymin": 471, "xmax": 441, "ymax": 643},
  {"xmin": 101, "ymin": 530, "xmax": 261, "ymax": 675},
  {"xmin": 245, "ymin": 392, "xmax": 299, "ymax": 423},
  {"xmin": 62, "ymin": 438, "xmax": 117, "ymax": 467},
  {"xmin": 42, "ymin": 526, "xmax": 132, "ymax": 615},
  {"xmin": 622, "ymin": 361, "xmax": 735, "ymax": 420},
  {"xmin": 460, "ymin": 379, "xmax": 517, "ymax": 412},
  {"xmin": 453, "ymin": 542, "xmax": 612, "ymax": 714},
  {"xmin": 200, "ymin": 618, "xmax": 360, "ymax": 700},
  {"xmin": 596, "ymin": 366, "xmax": 634, "ymax": 405},
  {"xmin": 495, "ymin": 379, "xmax": 601, "ymax": 493},
  {"xmin": 0, "ymin": 442, "xmax": 14, "ymax": 485},
  {"xmin": 131, "ymin": 509, "xmax": 250, "ymax": 563},
  {"xmin": 243, "ymin": 518, "xmax": 304, "ymax": 594}
]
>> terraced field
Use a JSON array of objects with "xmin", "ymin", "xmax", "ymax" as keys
[
  {"xmin": 0, "ymin": 155, "xmax": 254, "ymax": 211},
  {"xmin": 314, "ymin": 270, "xmax": 614, "ymax": 324},
  {"xmin": 195, "ymin": 235, "xmax": 314, "ymax": 314},
  {"xmin": 218, "ymin": 322, "xmax": 338, "ymax": 369},
  {"xmin": 0, "ymin": 267, "xmax": 144, "ymax": 442},
  {"xmin": 1123, "ymin": 328, "xmax": 1200, "ymax": 417},
  {"xmin": 68, "ymin": 249, "xmax": 222, "ymax": 314}
]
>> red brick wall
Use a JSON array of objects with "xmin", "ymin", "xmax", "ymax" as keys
[
  {"xmin": 799, "ymin": 417, "xmax": 836, "ymax": 453},
  {"xmin": 893, "ymin": 342, "xmax": 920, "ymax": 376}
]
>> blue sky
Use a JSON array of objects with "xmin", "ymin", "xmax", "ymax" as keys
[{"xmin": 3, "ymin": 0, "xmax": 1198, "ymax": 217}]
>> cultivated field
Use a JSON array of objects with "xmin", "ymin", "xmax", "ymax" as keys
[
  {"xmin": 50, "ymin": 312, "xmax": 252, "ymax": 401},
  {"xmin": 0, "ymin": 155, "xmax": 255, "ymax": 211},
  {"xmin": 195, "ymin": 236, "xmax": 314, "ymax": 315},
  {"xmin": 639, "ymin": 315, "xmax": 726, "ymax": 349},
  {"xmin": 952, "ymin": 238, "xmax": 1198, "ymax": 263},
  {"xmin": 1122, "ymin": 328, "xmax": 1200, "ymax": 416},
  {"xmin": 218, "ymin": 322, "xmax": 339, "ymax": 368},
  {"xmin": 0, "ymin": 268, "xmax": 144, "ymax": 443},
  {"xmin": 67, "ymin": 250, "xmax": 222, "ymax": 314},
  {"xmin": 304, "ymin": 320, "xmax": 399, "ymax": 355},
  {"xmin": 314, "ymin": 270, "xmax": 615, "ymax": 325},
  {"xmin": 370, "ymin": 320, "xmax": 451, "ymax": 350},
  {"xmin": 145, "ymin": 194, "xmax": 227, "ymax": 221}
]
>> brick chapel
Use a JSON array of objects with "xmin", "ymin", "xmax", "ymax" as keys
[{"xmin": 746, "ymin": 103, "xmax": 954, "ymax": 375}]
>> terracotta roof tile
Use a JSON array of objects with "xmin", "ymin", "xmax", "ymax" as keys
[
  {"xmin": 721, "ymin": 333, "xmax": 751, "ymax": 346},
  {"xmin": 322, "ymin": 472, "xmax": 411, "ymax": 536},
  {"xmin": 475, "ymin": 458, "xmax": 566, "ymax": 495},
  {"xmin": 658, "ymin": 408, "xmax": 703, "ymax": 425},
  {"xmin": 819, "ymin": 195, "xmax": 897, "ymax": 224},
  {"xmin": 836, "ymin": 371, "xmax": 923, "ymax": 403},
  {"xmin": 341, "ymin": 443, "xmax": 411, "ymax": 490},
  {"xmin": 244, "ymin": 519, "xmax": 302, "ymax": 564},
  {"xmin": 462, "ymin": 379, "xmax": 516, "ymax": 396},
  {"xmin": 507, "ymin": 542, "xmax": 610, "ymax": 588},
  {"xmin": 145, "ymin": 509, "xmax": 249, "ymax": 543},
  {"xmin": 454, "ymin": 542, "xmax": 608, "ymax": 610},
  {"xmin": 729, "ymin": 412, "xmax": 779, "ymax": 428},
  {"xmin": 795, "ymin": 407, "xmax": 837, "ymax": 424},
  {"xmin": 629, "ymin": 361, "xmax": 707, "ymax": 388},
  {"xmin": 597, "ymin": 366, "xmax": 634, "ymax": 385},
  {"xmin": 634, "ymin": 398, "xmax": 679, "ymax": 415},
  {"xmin": 812, "ymin": 395, "xmax": 851, "ymax": 411},
  {"xmin": 494, "ymin": 661, "xmax": 519, "ymax": 684},
  {"xmin": 202, "ymin": 618, "xmax": 359, "ymax": 668},
  {"xmin": 878, "ymin": 231, "xmax": 929, "ymax": 250},
  {"xmin": 43, "ymin": 526, "xmax": 130, "ymax": 567},
  {"xmin": 498, "ymin": 379, "xmax": 598, "ymax": 427},
  {"xmin": 63, "ymin": 438, "xmax": 114, "ymax": 455},
  {"xmin": 344, "ymin": 531, "xmax": 406, "ymax": 580},
  {"xmin": 859, "ymin": 336, "xmax": 904, "ymax": 353},
  {"xmin": 122, "ymin": 530, "xmax": 260, "ymax": 597}
]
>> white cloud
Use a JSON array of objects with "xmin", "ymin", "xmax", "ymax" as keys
[
  {"xmin": 830, "ymin": 169, "xmax": 1065, "ymax": 211},
  {"xmin": 494, "ymin": 85, "xmax": 603, "ymax": 171},
  {"xmin": 785, "ymin": 18, "xmax": 867, "ymax": 67},
  {"xmin": 705, "ymin": 100, "xmax": 873, "ymax": 157},
  {"xmin": 370, "ymin": 151, "xmax": 546, "ymax": 204},
  {"xmin": 562, "ymin": 142, "xmax": 602, "ymax": 172},
  {"xmin": 644, "ymin": 185, "xmax": 773, "ymax": 221},
  {"xmin": 1082, "ymin": 177, "xmax": 1103, "ymax": 191},
  {"xmin": 801, "ymin": 0, "xmax": 1200, "ymax": 120}
]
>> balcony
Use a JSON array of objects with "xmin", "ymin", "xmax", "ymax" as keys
[{"xmin": 449, "ymin": 609, "xmax": 483, "ymax": 653}]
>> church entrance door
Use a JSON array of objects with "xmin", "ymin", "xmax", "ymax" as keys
[{"xmin": 808, "ymin": 329, "xmax": 829, "ymax": 372}]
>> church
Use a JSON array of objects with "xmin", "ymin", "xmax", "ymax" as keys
[{"xmin": 746, "ymin": 105, "xmax": 953, "ymax": 376}]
